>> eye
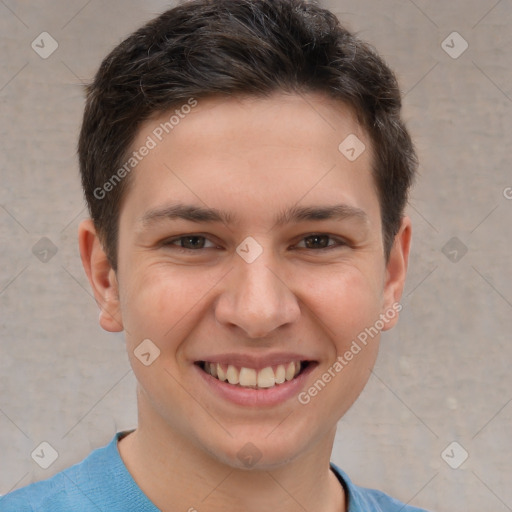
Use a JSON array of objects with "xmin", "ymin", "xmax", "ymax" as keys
[
  {"xmin": 162, "ymin": 233, "xmax": 347, "ymax": 253},
  {"xmin": 164, "ymin": 235, "xmax": 217, "ymax": 251},
  {"xmin": 294, "ymin": 234, "xmax": 347, "ymax": 250}
]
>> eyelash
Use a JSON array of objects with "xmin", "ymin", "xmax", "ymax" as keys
[{"xmin": 162, "ymin": 234, "xmax": 348, "ymax": 253}]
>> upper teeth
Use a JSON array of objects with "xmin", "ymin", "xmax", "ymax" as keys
[{"xmin": 204, "ymin": 362, "xmax": 302, "ymax": 388}]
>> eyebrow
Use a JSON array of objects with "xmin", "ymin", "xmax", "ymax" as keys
[{"xmin": 138, "ymin": 202, "xmax": 369, "ymax": 229}]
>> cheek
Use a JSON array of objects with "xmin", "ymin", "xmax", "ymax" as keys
[
  {"xmin": 301, "ymin": 264, "xmax": 383, "ymax": 347},
  {"xmin": 119, "ymin": 256, "xmax": 384, "ymax": 354},
  {"xmin": 297, "ymin": 268, "xmax": 383, "ymax": 418},
  {"xmin": 119, "ymin": 264, "xmax": 216, "ymax": 346}
]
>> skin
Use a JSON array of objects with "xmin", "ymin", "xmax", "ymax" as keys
[{"xmin": 79, "ymin": 92, "xmax": 411, "ymax": 512}]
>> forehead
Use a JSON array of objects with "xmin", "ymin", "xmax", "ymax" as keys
[{"xmin": 121, "ymin": 92, "xmax": 379, "ymax": 228}]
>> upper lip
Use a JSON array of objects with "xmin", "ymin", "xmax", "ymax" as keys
[{"xmin": 194, "ymin": 352, "xmax": 316, "ymax": 370}]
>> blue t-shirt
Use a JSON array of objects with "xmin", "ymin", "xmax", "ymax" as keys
[{"xmin": 1, "ymin": 430, "xmax": 430, "ymax": 511}]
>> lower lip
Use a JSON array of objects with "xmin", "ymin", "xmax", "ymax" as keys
[{"xmin": 194, "ymin": 363, "xmax": 316, "ymax": 407}]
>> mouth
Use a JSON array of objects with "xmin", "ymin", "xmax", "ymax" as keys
[{"xmin": 195, "ymin": 360, "xmax": 313, "ymax": 390}]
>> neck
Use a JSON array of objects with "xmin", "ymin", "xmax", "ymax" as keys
[{"xmin": 118, "ymin": 390, "xmax": 346, "ymax": 512}]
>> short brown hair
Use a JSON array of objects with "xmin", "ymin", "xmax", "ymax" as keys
[{"xmin": 79, "ymin": 0, "xmax": 418, "ymax": 270}]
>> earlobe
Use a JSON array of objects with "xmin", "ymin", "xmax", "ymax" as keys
[
  {"xmin": 78, "ymin": 219, "xmax": 124, "ymax": 332},
  {"xmin": 381, "ymin": 216, "xmax": 412, "ymax": 331}
]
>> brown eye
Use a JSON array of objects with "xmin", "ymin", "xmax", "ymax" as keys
[
  {"xmin": 178, "ymin": 236, "xmax": 206, "ymax": 249},
  {"xmin": 164, "ymin": 235, "xmax": 216, "ymax": 251},
  {"xmin": 296, "ymin": 234, "xmax": 346, "ymax": 250}
]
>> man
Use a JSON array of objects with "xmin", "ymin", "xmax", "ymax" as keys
[{"xmin": 1, "ymin": 0, "xmax": 429, "ymax": 510}]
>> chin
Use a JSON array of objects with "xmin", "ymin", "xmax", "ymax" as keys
[{"xmin": 200, "ymin": 425, "xmax": 313, "ymax": 471}]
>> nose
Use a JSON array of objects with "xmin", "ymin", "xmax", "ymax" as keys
[{"xmin": 214, "ymin": 245, "xmax": 301, "ymax": 339}]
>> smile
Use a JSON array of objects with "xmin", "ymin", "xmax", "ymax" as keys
[{"xmin": 196, "ymin": 361, "xmax": 311, "ymax": 389}]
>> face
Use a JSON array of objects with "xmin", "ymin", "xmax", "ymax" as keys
[{"xmin": 80, "ymin": 92, "xmax": 410, "ymax": 469}]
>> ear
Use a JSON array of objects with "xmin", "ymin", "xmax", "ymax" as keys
[
  {"xmin": 381, "ymin": 216, "xmax": 412, "ymax": 331},
  {"xmin": 78, "ymin": 219, "xmax": 123, "ymax": 332}
]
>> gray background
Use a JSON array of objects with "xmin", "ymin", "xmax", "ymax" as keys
[{"xmin": 1, "ymin": 1, "xmax": 511, "ymax": 511}]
